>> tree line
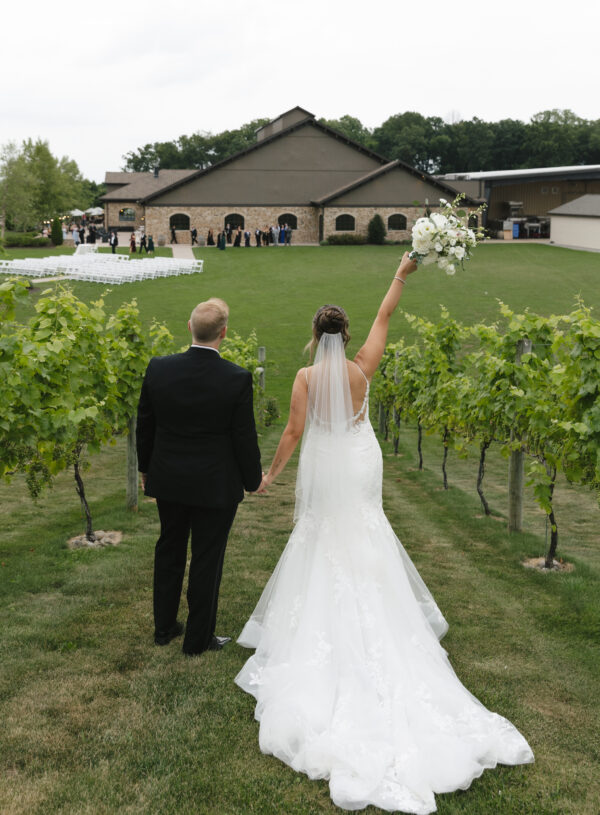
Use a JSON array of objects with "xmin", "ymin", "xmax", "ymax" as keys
[
  {"xmin": 122, "ymin": 109, "xmax": 600, "ymax": 175},
  {"xmin": 0, "ymin": 140, "xmax": 104, "ymax": 235}
]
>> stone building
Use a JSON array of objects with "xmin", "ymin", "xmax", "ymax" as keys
[{"xmin": 102, "ymin": 108, "xmax": 479, "ymax": 244}]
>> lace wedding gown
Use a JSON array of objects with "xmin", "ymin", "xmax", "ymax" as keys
[{"xmin": 235, "ymin": 335, "xmax": 533, "ymax": 814}]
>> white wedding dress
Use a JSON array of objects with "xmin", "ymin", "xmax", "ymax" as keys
[{"xmin": 235, "ymin": 333, "xmax": 533, "ymax": 814}]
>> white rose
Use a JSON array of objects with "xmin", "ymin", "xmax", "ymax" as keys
[
  {"xmin": 430, "ymin": 213, "xmax": 447, "ymax": 229},
  {"xmin": 454, "ymin": 246, "xmax": 465, "ymax": 260},
  {"xmin": 438, "ymin": 256, "xmax": 449, "ymax": 270},
  {"xmin": 446, "ymin": 264, "xmax": 456, "ymax": 275},
  {"xmin": 422, "ymin": 251, "xmax": 438, "ymax": 266},
  {"xmin": 434, "ymin": 242, "xmax": 443, "ymax": 253}
]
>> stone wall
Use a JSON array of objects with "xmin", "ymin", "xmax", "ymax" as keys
[
  {"xmin": 322, "ymin": 205, "xmax": 482, "ymax": 242},
  {"xmin": 322, "ymin": 206, "xmax": 426, "ymax": 242},
  {"xmin": 105, "ymin": 202, "xmax": 145, "ymax": 231},
  {"xmin": 144, "ymin": 205, "xmax": 319, "ymax": 245}
]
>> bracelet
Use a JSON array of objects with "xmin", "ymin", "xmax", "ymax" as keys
[{"xmin": 394, "ymin": 276, "xmax": 407, "ymax": 284}]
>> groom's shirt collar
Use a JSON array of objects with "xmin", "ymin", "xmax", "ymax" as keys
[{"xmin": 191, "ymin": 344, "xmax": 220, "ymax": 355}]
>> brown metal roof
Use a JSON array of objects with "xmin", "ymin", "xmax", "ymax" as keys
[{"xmin": 101, "ymin": 170, "xmax": 198, "ymax": 201}]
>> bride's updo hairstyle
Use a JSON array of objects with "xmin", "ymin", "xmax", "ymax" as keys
[{"xmin": 306, "ymin": 304, "xmax": 350, "ymax": 358}]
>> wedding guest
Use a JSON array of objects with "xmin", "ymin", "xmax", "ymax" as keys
[
  {"xmin": 171, "ymin": 226, "xmax": 177, "ymax": 244},
  {"xmin": 225, "ymin": 224, "xmax": 233, "ymax": 244},
  {"xmin": 130, "ymin": 233, "xmax": 137, "ymax": 253},
  {"xmin": 273, "ymin": 224, "xmax": 280, "ymax": 245},
  {"xmin": 244, "ymin": 229, "xmax": 251, "ymax": 247},
  {"xmin": 191, "ymin": 227, "xmax": 198, "ymax": 245},
  {"xmin": 233, "ymin": 227, "xmax": 242, "ymax": 247},
  {"xmin": 109, "ymin": 231, "xmax": 119, "ymax": 254},
  {"xmin": 255, "ymin": 228, "xmax": 262, "ymax": 247},
  {"xmin": 217, "ymin": 231, "xmax": 226, "ymax": 250},
  {"xmin": 207, "ymin": 228, "xmax": 215, "ymax": 246},
  {"xmin": 139, "ymin": 233, "xmax": 148, "ymax": 253},
  {"xmin": 285, "ymin": 225, "xmax": 292, "ymax": 246},
  {"xmin": 79, "ymin": 225, "xmax": 85, "ymax": 244},
  {"xmin": 147, "ymin": 235, "xmax": 155, "ymax": 253},
  {"xmin": 279, "ymin": 224, "xmax": 286, "ymax": 245},
  {"xmin": 72, "ymin": 226, "xmax": 80, "ymax": 246}
]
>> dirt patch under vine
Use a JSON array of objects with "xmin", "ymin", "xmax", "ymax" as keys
[
  {"xmin": 522, "ymin": 557, "xmax": 574, "ymax": 573},
  {"xmin": 67, "ymin": 530, "xmax": 123, "ymax": 550}
]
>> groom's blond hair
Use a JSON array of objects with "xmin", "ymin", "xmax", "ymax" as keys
[{"xmin": 190, "ymin": 298, "xmax": 229, "ymax": 342}]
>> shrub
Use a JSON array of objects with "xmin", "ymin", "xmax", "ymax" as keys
[
  {"xmin": 51, "ymin": 219, "xmax": 63, "ymax": 246},
  {"xmin": 3, "ymin": 233, "xmax": 52, "ymax": 247},
  {"xmin": 367, "ymin": 214, "xmax": 387, "ymax": 245},
  {"xmin": 325, "ymin": 234, "xmax": 367, "ymax": 246},
  {"xmin": 263, "ymin": 396, "xmax": 280, "ymax": 427}
]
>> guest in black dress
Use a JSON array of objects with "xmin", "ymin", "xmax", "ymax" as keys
[
  {"xmin": 207, "ymin": 229, "xmax": 215, "ymax": 246},
  {"xmin": 233, "ymin": 227, "xmax": 242, "ymax": 247}
]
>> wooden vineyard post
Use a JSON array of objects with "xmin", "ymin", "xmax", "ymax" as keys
[
  {"xmin": 257, "ymin": 346, "xmax": 266, "ymax": 390},
  {"xmin": 507, "ymin": 337, "xmax": 532, "ymax": 532},
  {"xmin": 127, "ymin": 414, "xmax": 138, "ymax": 512}
]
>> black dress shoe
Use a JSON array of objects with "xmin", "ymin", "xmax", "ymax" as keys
[
  {"xmin": 154, "ymin": 621, "xmax": 184, "ymax": 646},
  {"xmin": 208, "ymin": 635, "xmax": 232, "ymax": 651},
  {"xmin": 182, "ymin": 635, "xmax": 232, "ymax": 656}
]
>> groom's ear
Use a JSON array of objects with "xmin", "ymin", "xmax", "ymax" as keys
[
  {"xmin": 221, "ymin": 324, "xmax": 228, "ymax": 339},
  {"xmin": 187, "ymin": 320, "xmax": 192, "ymax": 334}
]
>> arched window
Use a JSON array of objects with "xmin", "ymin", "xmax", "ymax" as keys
[
  {"xmin": 278, "ymin": 213, "xmax": 297, "ymax": 229},
  {"xmin": 169, "ymin": 213, "xmax": 190, "ymax": 230},
  {"xmin": 335, "ymin": 214, "xmax": 355, "ymax": 231},
  {"xmin": 468, "ymin": 214, "xmax": 478, "ymax": 229},
  {"xmin": 225, "ymin": 213, "xmax": 244, "ymax": 230},
  {"xmin": 119, "ymin": 207, "xmax": 135, "ymax": 222},
  {"xmin": 388, "ymin": 213, "xmax": 407, "ymax": 231}
]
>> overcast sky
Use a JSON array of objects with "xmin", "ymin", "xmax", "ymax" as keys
[{"xmin": 2, "ymin": 0, "xmax": 598, "ymax": 183}]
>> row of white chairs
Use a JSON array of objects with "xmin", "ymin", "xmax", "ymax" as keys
[{"xmin": 0, "ymin": 254, "xmax": 203, "ymax": 284}]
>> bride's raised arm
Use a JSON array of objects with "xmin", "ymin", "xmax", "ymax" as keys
[{"xmin": 353, "ymin": 252, "xmax": 418, "ymax": 380}]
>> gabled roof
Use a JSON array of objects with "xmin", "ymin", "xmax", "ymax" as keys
[
  {"xmin": 312, "ymin": 160, "xmax": 481, "ymax": 207},
  {"xmin": 548, "ymin": 194, "xmax": 600, "ymax": 218},
  {"xmin": 105, "ymin": 172, "xmax": 136, "ymax": 185},
  {"xmin": 140, "ymin": 116, "xmax": 391, "ymax": 203},
  {"xmin": 101, "ymin": 169, "xmax": 197, "ymax": 202},
  {"xmin": 255, "ymin": 106, "xmax": 315, "ymax": 136}
]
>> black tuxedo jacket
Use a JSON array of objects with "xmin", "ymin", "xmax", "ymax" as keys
[{"xmin": 136, "ymin": 347, "xmax": 262, "ymax": 507}]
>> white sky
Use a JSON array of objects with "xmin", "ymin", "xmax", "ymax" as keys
[{"xmin": 1, "ymin": 0, "xmax": 598, "ymax": 182}]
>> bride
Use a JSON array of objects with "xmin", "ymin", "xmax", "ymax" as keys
[{"xmin": 235, "ymin": 253, "xmax": 534, "ymax": 814}]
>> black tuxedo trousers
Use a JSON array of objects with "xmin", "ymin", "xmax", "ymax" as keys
[{"xmin": 154, "ymin": 499, "xmax": 237, "ymax": 653}]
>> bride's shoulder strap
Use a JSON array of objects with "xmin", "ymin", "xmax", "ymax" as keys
[{"xmin": 349, "ymin": 360, "xmax": 369, "ymax": 385}]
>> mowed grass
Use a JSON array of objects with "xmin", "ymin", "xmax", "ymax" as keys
[{"xmin": 1, "ymin": 244, "xmax": 600, "ymax": 814}]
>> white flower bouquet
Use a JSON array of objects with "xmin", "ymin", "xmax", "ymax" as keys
[{"xmin": 409, "ymin": 194, "xmax": 486, "ymax": 275}]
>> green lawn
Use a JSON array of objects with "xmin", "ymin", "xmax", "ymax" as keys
[{"xmin": 1, "ymin": 244, "xmax": 599, "ymax": 814}]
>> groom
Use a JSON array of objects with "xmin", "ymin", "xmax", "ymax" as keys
[{"xmin": 136, "ymin": 298, "xmax": 262, "ymax": 655}]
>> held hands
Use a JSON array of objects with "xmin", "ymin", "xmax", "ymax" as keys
[{"xmin": 256, "ymin": 472, "xmax": 273, "ymax": 494}]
